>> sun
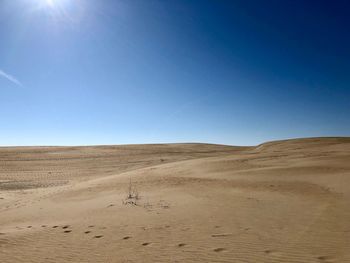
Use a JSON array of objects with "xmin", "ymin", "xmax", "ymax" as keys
[
  {"xmin": 30, "ymin": 0, "xmax": 83, "ymax": 22},
  {"xmin": 46, "ymin": 0, "xmax": 56, "ymax": 7},
  {"xmin": 44, "ymin": 0, "xmax": 69, "ymax": 8}
]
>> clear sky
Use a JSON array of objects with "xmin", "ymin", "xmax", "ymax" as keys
[{"xmin": 0, "ymin": 0, "xmax": 349, "ymax": 146}]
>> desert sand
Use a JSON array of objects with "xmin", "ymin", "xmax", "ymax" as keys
[{"xmin": 0, "ymin": 137, "xmax": 350, "ymax": 262}]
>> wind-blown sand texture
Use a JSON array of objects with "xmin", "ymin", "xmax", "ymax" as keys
[{"xmin": 0, "ymin": 138, "xmax": 349, "ymax": 262}]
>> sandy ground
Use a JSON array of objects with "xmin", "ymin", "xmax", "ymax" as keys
[{"xmin": 0, "ymin": 138, "xmax": 350, "ymax": 262}]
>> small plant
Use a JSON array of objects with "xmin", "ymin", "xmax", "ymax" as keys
[
  {"xmin": 158, "ymin": 199, "xmax": 170, "ymax": 209},
  {"xmin": 122, "ymin": 178, "xmax": 140, "ymax": 206},
  {"xmin": 143, "ymin": 197, "xmax": 153, "ymax": 211}
]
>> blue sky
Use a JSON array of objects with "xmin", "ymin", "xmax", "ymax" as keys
[{"xmin": 0, "ymin": 0, "xmax": 349, "ymax": 146}]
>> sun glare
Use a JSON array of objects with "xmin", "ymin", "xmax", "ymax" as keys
[
  {"xmin": 29, "ymin": 0, "xmax": 86, "ymax": 25},
  {"xmin": 46, "ymin": 0, "xmax": 62, "ymax": 7},
  {"xmin": 41, "ymin": 0, "xmax": 70, "ymax": 9}
]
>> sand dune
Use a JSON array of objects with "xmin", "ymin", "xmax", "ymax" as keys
[{"xmin": 0, "ymin": 138, "xmax": 350, "ymax": 262}]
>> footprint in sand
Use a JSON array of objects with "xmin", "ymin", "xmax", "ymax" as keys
[
  {"xmin": 264, "ymin": 250, "xmax": 281, "ymax": 256},
  {"xmin": 178, "ymin": 243, "xmax": 186, "ymax": 247},
  {"xmin": 27, "ymin": 226, "xmax": 32, "ymax": 228},
  {"xmin": 52, "ymin": 226, "xmax": 59, "ymax": 228},
  {"xmin": 64, "ymin": 230, "xmax": 72, "ymax": 233},
  {"xmin": 213, "ymin": 248, "xmax": 226, "ymax": 252},
  {"xmin": 62, "ymin": 225, "xmax": 70, "ymax": 229},
  {"xmin": 142, "ymin": 242, "xmax": 151, "ymax": 246},
  {"xmin": 211, "ymin": 233, "xmax": 232, "ymax": 237},
  {"xmin": 94, "ymin": 235, "xmax": 103, "ymax": 239},
  {"xmin": 317, "ymin": 256, "xmax": 333, "ymax": 262},
  {"xmin": 84, "ymin": 231, "xmax": 91, "ymax": 234},
  {"xmin": 123, "ymin": 236, "xmax": 131, "ymax": 240},
  {"xmin": 88, "ymin": 225, "xmax": 95, "ymax": 228},
  {"xmin": 41, "ymin": 225, "xmax": 47, "ymax": 228}
]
